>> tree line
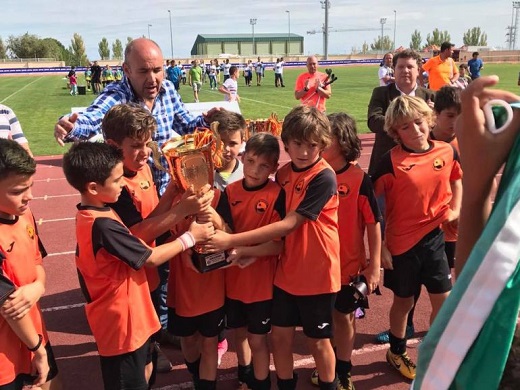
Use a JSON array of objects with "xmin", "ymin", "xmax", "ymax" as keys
[
  {"xmin": 360, "ymin": 27, "xmax": 488, "ymax": 53},
  {"xmin": 0, "ymin": 33, "xmax": 134, "ymax": 66}
]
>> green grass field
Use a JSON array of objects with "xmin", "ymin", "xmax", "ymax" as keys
[{"xmin": 1, "ymin": 63, "xmax": 519, "ymax": 156}]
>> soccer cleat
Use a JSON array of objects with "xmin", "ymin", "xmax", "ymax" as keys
[
  {"xmin": 217, "ymin": 338, "xmax": 228, "ymax": 366},
  {"xmin": 310, "ymin": 368, "xmax": 319, "ymax": 386},
  {"xmin": 375, "ymin": 325, "xmax": 415, "ymax": 344},
  {"xmin": 386, "ymin": 349, "xmax": 416, "ymax": 380},
  {"xmin": 337, "ymin": 375, "xmax": 355, "ymax": 390}
]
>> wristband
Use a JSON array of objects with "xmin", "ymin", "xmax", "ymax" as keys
[
  {"xmin": 28, "ymin": 334, "xmax": 43, "ymax": 352},
  {"xmin": 178, "ymin": 231, "xmax": 196, "ymax": 251}
]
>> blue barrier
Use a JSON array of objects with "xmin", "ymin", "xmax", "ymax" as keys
[{"xmin": 0, "ymin": 59, "xmax": 380, "ymax": 75}]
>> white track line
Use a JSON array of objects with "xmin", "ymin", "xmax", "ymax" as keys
[
  {"xmin": 33, "ymin": 194, "xmax": 78, "ymax": 200},
  {"xmin": 0, "ymin": 77, "xmax": 45, "ymax": 104},
  {"xmin": 46, "ymin": 250, "xmax": 75, "ymax": 257},
  {"xmin": 34, "ymin": 178, "xmax": 66, "ymax": 183},
  {"xmin": 38, "ymin": 217, "xmax": 75, "ymax": 225}
]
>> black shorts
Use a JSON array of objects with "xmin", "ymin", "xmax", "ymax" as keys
[
  {"xmin": 168, "ymin": 307, "xmax": 225, "ymax": 338},
  {"xmin": 226, "ymin": 298, "xmax": 273, "ymax": 335},
  {"xmin": 334, "ymin": 282, "xmax": 369, "ymax": 315},
  {"xmin": 384, "ymin": 228, "xmax": 452, "ymax": 297},
  {"xmin": 445, "ymin": 241, "xmax": 456, "ymax": 269},
  {"xmin": 271, "ymin": 286, "xmax": 336, "ymax": 339},
  {"xmin": 0, "ymin": 342, "xmax": 59, "ymax": 390},
  {"xmin": 99, "ymin": 339, "xmax": 153, "ymax": 390}
]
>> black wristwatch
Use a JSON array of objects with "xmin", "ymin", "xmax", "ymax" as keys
[{"xmin": 28, "ymin": 334, "xmax": 43, "ymax": 352}]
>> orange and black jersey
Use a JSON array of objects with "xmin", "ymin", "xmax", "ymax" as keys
[
  {"xmin": 217, "ymin": 179, "xmax": 285, "ymax": 303},
  {"xmin": 0, "ymin": 210, "xmax": 48, "ymax": 385},
  {"xmin": 75, "ymin": 205, "xmax": 160, "ymax": 356},
  {"xmin": 372, "ymin": 140, "xmax": 463, "ymax": 256},
  {"xmin": 430, "ymin": 131, "xmax": 460, "ymax": 243},
  {"xmin": 167, "ymin": 191, "xmax": 225, "ymax": 318},
  {"xmin": 336, "ymin": 163, "xmax": 382, "ymax": 284},
  {"xmin": 275, "ymin": 158, "xmax": 341, "ymax": 295},
  {"xmin": 108, "ymin": 165, "xmax": 160, "ymax": 290}
]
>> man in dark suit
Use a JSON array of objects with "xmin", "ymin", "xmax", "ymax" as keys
[
  {"xmin": 367, "ymin": 49, "xmax": 435, "ymax": 177},
  {"xmin": 367, "ymin": 49, "xmax": 435, "ymax": 345}
]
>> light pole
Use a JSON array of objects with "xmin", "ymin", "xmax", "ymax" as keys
[
  {"xmin": 393, "ymin": 10, "xmax": 397, "ymax": 51},
  {"xmin": 250, "ymin": 18, "xmax": 257, "ymax": 55},
  {"xmin": 320, "ymin": 0, "xmax": 331, "ymax": 59},
  {"xmin": 379, "ymin": 18, "xmax": 387, "ymax": 55},
  {"xmin": 168, "ymin": 10, "xmax": 173, "ymax": 58},
  {"xmin": 285, "ymin": 10, "xmax": 291, "ymax": 56},
  {"xmin": 147, "ymin": 24, "xmax": 152, "ymax": 39}
]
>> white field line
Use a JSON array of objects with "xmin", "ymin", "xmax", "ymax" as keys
[
  {"xmin": 0, "ymin": 77, "xmax": 45, "ymax": 104},
  {"xmin": 34, "ymin": 177, "xmax": 67, "ymax": 183},
  {"xmin": 153, "ymin": 338, "xmax": 421, "ymax": 389},
  {"xmin": 46, "ymin": 250, "xmax": 75, "ymax": 257},
  {"xmin": 33, "ymin": 194, "xmax": 78, "ymax": 200},
  {"xmin": 205, "ymin": 89, "xmax": 293, "ymax": 109},
  {"xmin": 37, "ymin": 217, "xmax": 75, "ymax": 225}
]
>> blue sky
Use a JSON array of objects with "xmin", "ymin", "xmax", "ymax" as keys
[{"xmin": 0, "ymin": 0, "xmax": 514, "ymax": 60}]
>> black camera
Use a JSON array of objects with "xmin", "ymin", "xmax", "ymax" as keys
[{"xmin": 350, "ymin": 275, "xmax": 368, "ymax": 301}]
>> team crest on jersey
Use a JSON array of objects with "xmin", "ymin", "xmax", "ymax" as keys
[
  {"xmin": 295, "ymin": 179, "xmax": 305, "ymax": 194},
  {"xmin": 433, "ymin": 158, "xmax": 445, "ymax": 170},
  {"xmin": 255, "ymin": 199, "xmax": 268, "ymax": 213},
  {"xmin": 338, "ymin": 183, "xmax": 350, "ymax": 197},
  {"xmin": 139, "ymin": 181, "xmax": 151, "ymax": 190},
  {"xmin": 26, "ymin": 224, "xmax": 35, "ymax": 240}
]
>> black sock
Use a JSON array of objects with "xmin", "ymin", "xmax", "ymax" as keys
[
  {"xmin": 238, "ymin": 363, "xmax": 253, "ymax": 385},
  {"xmin": 185, "ymin": 357, "xmax": 200, "ymax": 379},
  {"xmin": 389, "ymin": 331, "xmax": 407, "ymax": 355},
  {"xmin": 276, "ymin": 372, "xmax": 298, "ymax": 390},
  {"xmin": 251, "ymin": 375, "xmax": 271, "ymax": 390},
  {"xmin": 336, "ymin": 359, "xmax": 352, "ymax": 382},
  {"xmin": 196, "ymin": 379, "xmax": 216, "ymax": 390},
  {"xmin": 318, "ymin": 377, "xmax": 338, "ymax": 390}
]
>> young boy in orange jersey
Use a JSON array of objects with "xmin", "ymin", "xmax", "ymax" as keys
[
  {"xmin": 206, "ymin": 105, "xmax": 341, "ymax": 390},
  {"xmin": 372, "ymin": 96, "xmax": 462, "ymax": 380},
  {"xmin": 62, "ymin": 142, "xmax": 214, "ymax": 390},
  {"xmin": 309, "ymin": 113, "xmax": 382, "ymax": 389},
  {"xmin": 0, "ymin": 139, "xmax": 62, "ymax": 390},
  {"xmin": 430, "ymin": 86, "xmax": 462, "ymax": 270},
  {"xmin": 213, "ymin": 132, "xmax": 285, "ymax": 390},
  {"xmin": 101, "ymin": 104, "xmax": 214, "ymax": 375}
]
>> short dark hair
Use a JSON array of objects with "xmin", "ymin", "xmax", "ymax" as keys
[
  {"xmin": 229, "ymin": 66, "xmax": 238, "ymax": 76},
  {"xmin": 434, "ymin": 86, "xmax": 461, "ymax": 114},
  {"xmin": 63, "ymin": 142, "xmax": 123, "ymax": 193},
  {"xmin": 281, "ymin": 106, "xmax": 331, "ymax": 149},
  {"xmin": 211, "ymin": 110, "xmax": 246, "ymax": 139},
  {"xmin": 244, "ymin": 133, "xmax": 280, "ymax": 165},
  {"xmin": 393, "ymin": 49, "xmax": 423, "ymax": 68},
  {"xmin": 0, "ymin": 139, "xmax": 36, "ymax": 179},
  {"xmin": 102, "ymin": 104, "xmax": 157, "ymax": 145},
  {"xmin": 472, "ymin": 51, "xmax": 479, "ymax": 57},
  {"xmin": 327, "ymin": 113, "xmax": 361, "ymax": 163},
  {"xmin": 440, "ymin": 42, "xmax": 455, "ymax": 52}
]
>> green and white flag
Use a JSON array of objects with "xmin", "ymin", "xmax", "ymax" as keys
[{"xmin": 413, "ymin": 134, "xmax": 520, "ymax": 390}]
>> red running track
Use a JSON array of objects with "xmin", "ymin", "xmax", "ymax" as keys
[{"xmin": 32, "ymin": 134, "xmax": 431, "ymax": 389}]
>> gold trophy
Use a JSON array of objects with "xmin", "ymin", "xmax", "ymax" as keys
[{"xmin": 161, "ymin": 125, "xmax": 228, "ymax": 273}]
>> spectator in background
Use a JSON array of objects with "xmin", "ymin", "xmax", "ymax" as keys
[
  {"xmin": 274, "ymin": 58, "xmax": 286, "ymax": 87},
  {"xmin": 255, "ymin": 57, "xmax": 264, "ymax": 86},
  {"xmin": 208, "ymin": 59, "xmax": 218, "ymax": 90},
  {"xmin": 379, "ymin": 52, "xmax": 395, "ymax": 86},
  {"xmin": 166, "ymin": 59, "xmax": 182, "ymax": 90},
  {"xmin": 0, "ymin": 104, "xmax": 33, "ymax": 156},
  {"xmin": 243, "ymin": 59, "xmax": 253, "ymax": 87},
  {"xmin": 223, "ymin": 59, "xmax": 231, "ymax": 82},
  {"xmin": 219, "ymin": 65, "xmax": 240, "ymax": 102},
  {"xmin": 188, "ymin": 59, "xmax": 203, "ymax": 103},
  {"xmin": 422, "ymin": 42, "xmax": 459, "ymax": 91},
  {"xmin": 69, "ymin": 68, "xmax": 78, "ymax": 96},
  {"xmin": 84, "ymin": 66, "xmax": 92, "ymax": 91},
  {"xmin": 294, "ymin": 55, "xmax": 332, "ymax": 112},
  {"xmin": 90, "ymin": 60, "xmax": 102, "ymax": 94},
  {"xmin": 455, "ymin": 64, "xmax": 471, "ymax": 89},
  {"xmin": 467, "ymin": 51, "xmax": 483, "ymax": 80}
]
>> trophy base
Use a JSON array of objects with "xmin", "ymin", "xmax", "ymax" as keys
[{"xmin": 192, "ymin": 250, "xmax": 229, "ymax": 273}]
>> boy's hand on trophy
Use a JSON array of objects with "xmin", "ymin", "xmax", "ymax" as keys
[
  {"xmin": 188, "ymin": 220, "xmax": 215, "ymax": 243},
  {"xmin": 204, "ymin": 230, "xmax": 231, "ymax": 252}
]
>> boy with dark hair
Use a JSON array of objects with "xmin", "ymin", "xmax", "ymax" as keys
[
  {"xmin": 102, "ymin": 103, "xmax": 214, "ymax": 374},
  {"xmin": 0, "ymin": 139, "xmax": 61, "ymax": 390},
  {"xmin": 206, "ymin": 105, "xmax": 341, "ymax": 390},
  {"xmin": 219, "ymin": 66, "xmax": 240, "ymax": 103},
  {"xmin": 62, "ymin": 142, "xmax": 214, "ymax": 390},
  {"xmin": 213, "ymin": 132, "xmax": 285, "ymax": 390},
  {"xmin": 372, "ymin": 95, "xmax": 462, "ymax": 380},
  {"xmin": 212, "ymin": 110, "xmax": 246, "ymax": 191},
  {"xmin": 431, "ymin": 86, "xmax": 462, "ymax": 271}
]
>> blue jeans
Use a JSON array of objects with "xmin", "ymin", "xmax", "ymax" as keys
[{"xmin": 209, "ymin": 74, "xmax": 217, "ymax": 89}]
